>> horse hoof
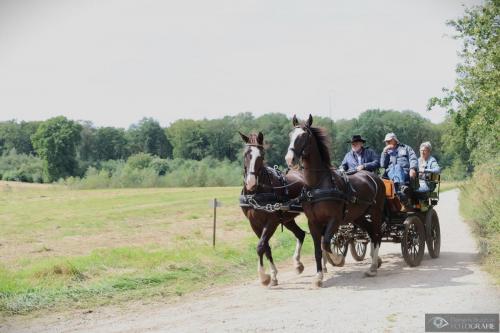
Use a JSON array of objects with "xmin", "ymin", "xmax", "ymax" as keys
[
  {"xmin": 261, "ymin": 274, "xmax": 271, "ymax": 286},
  {"xmin": 377, "ymin": 257, "xmax": 382, "ymax": 268},
  {"xmin": 295, "ymin": 263, "xmax": 304, "ymax": 274},
  {"xmin": 322, "ymin": 267, "xmax": 328, "ymax": 274},
  {"xmin": 270, "ymin": 279, "xmax": 278, "ymax": 287},
  {"xmin": 312, "ymin": 279, "xmax": 323, "ymax": 288},
  {"xmin": 364, "ymin": 270, "xmax": 377, "ymax": 277}
]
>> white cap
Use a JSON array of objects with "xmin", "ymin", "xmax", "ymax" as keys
[{"xmin": 383, "ymin": 132, "xmax": 399, "ymax": 143}]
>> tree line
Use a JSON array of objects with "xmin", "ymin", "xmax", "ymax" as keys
[{"xmin": 0, "ymin": 109, "xmax": 453, "ymax": 184}]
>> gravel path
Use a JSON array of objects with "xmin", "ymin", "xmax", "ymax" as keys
[{"xmin": 4, "ymin": 190, "xmax": 499, "ymax": 333}]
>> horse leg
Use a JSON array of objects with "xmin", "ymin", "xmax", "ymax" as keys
[
  {"xmin": 365, "ymin": 240, "xmax": 380, "ymax": 277},
  {"xmin": 257, "ymin": 222, "xmax": 279, "ymax": 286},
  {"xmin": 322, "ymin": 217, "xmax": 336, "ymax": 253},
  {"xmin": 310, "ymin": 225, "xmax": 324, "ymax": 288},
  {"xmin": 363, "ymin": 213, "xmax": 382, "ymax": 277},
  {"xmin": 264, "ymin": 244, "xmax": 278, "ymax": 286},
  {"xmin": 323, "ymin": 217, "xmax": 343, "ymax": 265},
  {"xmin": 321, "ymin": 238, "xmax": 328, "ymax": 273},
  {"xmin": 283, "ymin": 219, "xmax": 306, "ymax": 274}
]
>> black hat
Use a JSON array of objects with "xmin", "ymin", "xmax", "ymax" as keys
[{"xmin": 347, "ymin": 135, "xmax": 366, "ymax": 144}]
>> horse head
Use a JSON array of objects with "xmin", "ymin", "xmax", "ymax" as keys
[
  {"xmin": 285, "ymin": 114, "xmax": 314, "ymax": 168},
  {"xmin": 239, "ymin": 131, "xmax": 265, "ymax": 192}
]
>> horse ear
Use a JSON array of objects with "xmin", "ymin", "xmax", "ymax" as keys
[
  {"xmin": 257, "ymin": 132, "xmax": 264, "ymax": 145},
  {"xmin": 292, "ymin": 114, "xmax": 299, "ymax": 127},
  {"xmin": 306, "ymin": 114, "xmax": 313, "ymax": 127},
  {"xmin": 238, "ymin": 131, "xmax": 250, "ymax": 143}
]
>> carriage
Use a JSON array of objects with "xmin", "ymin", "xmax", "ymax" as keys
[
  {"xmin": 240, "ymin": 119, "xmax": 442, "ymax": 287},
  {"xmin": 327, "ymin": 172, "xmax": 442, "ymax": 267}
]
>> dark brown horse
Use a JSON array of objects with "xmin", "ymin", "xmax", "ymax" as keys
[
  {"xmin": 239, "ymin": 131, "xmax": 307, "ymax": 286},
  {"xmin": 285, "ymin": 115, "xmax": 386, "ymax": 287}
]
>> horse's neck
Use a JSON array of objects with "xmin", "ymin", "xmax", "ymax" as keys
[{"xmin": 303, "ymin": 143, "xmax": 331, "ymax": 189}]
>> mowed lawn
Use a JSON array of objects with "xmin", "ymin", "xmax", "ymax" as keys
[{"xmin": 0, "ymin": 181, "xmax": 310, "ymax": 317}]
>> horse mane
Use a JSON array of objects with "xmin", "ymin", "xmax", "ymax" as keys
[{"xmin": 309, "ymin": 126, "xmax": 332, "ymax": 168}]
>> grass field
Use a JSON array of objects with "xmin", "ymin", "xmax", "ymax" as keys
[
  {"xmin": 0, "ymin": 181, "xmax": 311, "ymax": 317},
  {"xmin": 0, "ymin": 180, "xmax": 462, "ymax": 318}
]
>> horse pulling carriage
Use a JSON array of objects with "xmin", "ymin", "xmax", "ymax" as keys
[{"xmin": 239, "ymin": 114, "xmax": 441, "ymax": 287}]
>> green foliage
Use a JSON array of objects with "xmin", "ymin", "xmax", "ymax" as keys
[
  {"xmin": 2, "ymin": 108, "xmax": 452, "ymax": 185},
  {"xmin": 94, "ymin": 126, "xmax": 129, "ymax": 161},
  {"xmin": 441, "ymin": 158, "xmax": 469, "ymax": 181},
  {"xmin": 428, "ymin": 0, "xmax": 499, "ymax": 167},
  {"xmin": 31, "ymin": 116, "xmax": 82, "ymax": 182},
  {"xmin": 167, "ymin": 119, "xmax": 208, "ymax": 160},
  {"xmin": 77, "ymin": 121, "xmax": 96, "ymax": 162},
  {"xmin": 0, "ymin": 120, "xmax": 41, "ymax": 155},
  {"xmin": 331, "ymin": 110, "xmax": 442, "ymax": 166},
  {"xmin": 126, "ymin": 153, "xmax": 153, "ymax": 170},
  {"xmin": 460, "ymin": 160, "xmax": 500, "ymax": 235},
  {"xmin": 0, "ymin": 150, "xmax": 45, "ymax": 183},
  {"xmin": 128, "ymin": 118, "xmax": 171, "ymax": 158},
  {"xmin": 459, "ymin": 159, "xmax": 500, "ymax": 283},
  {"xmin": 64, "ymin": 156, "xmax": 242, "ymax": 189}
]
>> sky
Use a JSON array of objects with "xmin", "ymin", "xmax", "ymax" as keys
[{"xmin": 0, "ymin": 0, "xmax": 482, "ymax": 128}]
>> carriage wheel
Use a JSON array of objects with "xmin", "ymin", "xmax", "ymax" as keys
[
  {"xmin": 325, "ymin": 235, "xmax": 348, "ymax": 267},
  {"xmin": 401, "ymin": 216, "xmax": 425, "ymax": 267},
  {"xmin": 426, "ymin": 209, "xmax": 441, "ymax": 258},
  {"xmin": 349, "ymin": 240, "xmax": 367, "ymax": 261}
]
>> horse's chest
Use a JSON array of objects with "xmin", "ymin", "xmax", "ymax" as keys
[{"xmin": 303, "ymin": 201, "xmax": 341, "ymax": 222}]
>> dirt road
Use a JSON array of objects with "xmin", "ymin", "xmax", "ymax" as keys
[{"xmin": 5, "ymin": 190, "xmax": 499, "ymax": 332}]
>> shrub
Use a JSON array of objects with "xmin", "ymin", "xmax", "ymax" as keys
[{"xmin": 0, "ymin": 150, "xmax": 45, "ymax": 183}]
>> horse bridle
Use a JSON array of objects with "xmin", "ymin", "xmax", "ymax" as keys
[
  {"xmin": 288, "ymin": 126, "xmax": 310, "ymax": 162},
  {"xmin": 243, "ymin": 144, "xmax": 266, "ymax": 190}
]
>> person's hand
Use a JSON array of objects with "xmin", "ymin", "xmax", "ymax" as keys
[
  {"xmin": 383, "ymin": 144, "xmax": 394, "ymax": 153},
  {"xmin": 410, "ymin": 169, "xmax": 417, "ymax": 179},
  {"xmin": 356, "ymin": 165, "xmax": 365, "ymax": 171}
]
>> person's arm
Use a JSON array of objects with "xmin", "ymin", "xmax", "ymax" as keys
[
  {"xmin": 428, "ymin": 157, "xmax": 441, "ymax": 174},
  {"xmin": 364, "ymin": 149, "xmax": 380, "ymax": 171},
  {"xmin": 380, "ymin": 149, "xmax": 389, "ymax": 169},
  {"xmin": 340, "ymin": 153, "xmax": 349, "ymax": 171},
  {"xmin": 407, "ymin": 146, "xmax": 418, "ymax": 171}
]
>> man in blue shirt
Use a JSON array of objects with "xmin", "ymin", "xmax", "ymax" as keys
[
  {"xmin": 380, "ymin": 132, "xmax": 418, "ymax": 184},
  {"xmin": 380, "ymin": 132, "xmax": 418, "ymax": 210},
  {"xmin": 340, "ymin": 135, "xmax": 380, "ymax": 173}
]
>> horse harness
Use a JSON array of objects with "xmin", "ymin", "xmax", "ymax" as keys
[
  {"xmin": 239, "ymin": 167, "xmax": 377, "ymax": 214},
  {"xmin": 239, "ymin": 165, "xmax": 303, "ymax": 213}
]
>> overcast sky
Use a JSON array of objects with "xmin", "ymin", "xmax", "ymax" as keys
[{"xmin": 0, "ymin": 0, "xmax": 482, "ymax": 128}]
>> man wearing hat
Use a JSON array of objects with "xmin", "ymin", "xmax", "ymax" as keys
[
  {"xmin": 340, "ymin": 135, "xmax": 380, "ymax": 172},
  {"xmin": 380, "ymin": 132, "xmax": 418, "ymax": 210}
]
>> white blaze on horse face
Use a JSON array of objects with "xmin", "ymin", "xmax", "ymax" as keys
[
  {"xmin": 285, "ymin": 127, "xmax": 305, "ymax": 167},
  {"xmin": 245, "ymin": 146, "xmax": 260, "ymax": 191}
]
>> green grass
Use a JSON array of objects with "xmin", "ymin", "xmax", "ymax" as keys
[
  {"xmin": 0, "ymin": 181, "xmax": 312, "ymax": 317},
  {"xmin": 458, "ymin": 162, "xmax": 499, "ymax": 285},
  {"xmin": 439, "ymin": 180, "xmax": 464, "ymax": 193}
]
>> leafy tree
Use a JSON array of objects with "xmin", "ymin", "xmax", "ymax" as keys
[
  {"xmin": 0, "ymin": 120, "xmax": 41, "ymax": 155},
  {"xmin": 128, "ymin": 118, "xmax": 172, "ymax": 158},
  {"xmin": 78, "ymin": 121, "xmax": 96, "ymax": 161},
  {"xmin": 428, "ymin": 0, "xmax": 499, "ymax": 167},
  {"xmin": 94, "ymin": 127, "xmax": 129, "ymax": 161},
  {"xmin": 31, "ymin": 116, "xmax": 82, "ymax": 181},
  {"xmin": 167, "ymin": 119, "xmax": 208, "ymax": 160},
  {"xmin": 253, "ymin": 113, "xmax": 290, "ymax": 167},
  {"xmin": 202, "ymin": 118, "xmax": 241, "ymax": 161}
]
